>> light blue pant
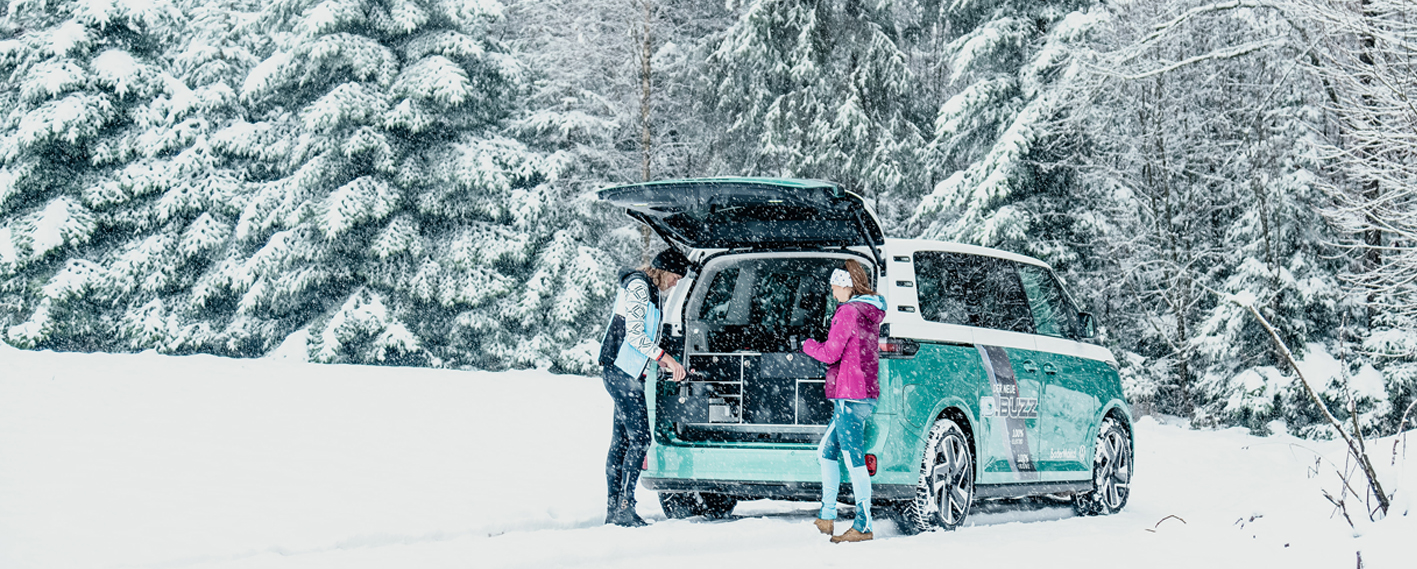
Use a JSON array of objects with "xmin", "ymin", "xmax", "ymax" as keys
[{"xmin": 818, "ymin": 399, "xmax": 876, "ymax": 533}]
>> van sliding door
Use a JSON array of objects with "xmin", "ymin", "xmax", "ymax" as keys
[{"xmin": 913, "ymin": 251, "xmax": 1044, "ymax": 484}]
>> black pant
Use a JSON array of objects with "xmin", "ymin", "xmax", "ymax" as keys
[{"xmin": 604, "ymin": 365, "xmax": 651, "ymax": 513}]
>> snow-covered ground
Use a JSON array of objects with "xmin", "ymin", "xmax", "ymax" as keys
[{"xmin": 1, "ymin": 342, "xmax": 1412, "ymax": 569}]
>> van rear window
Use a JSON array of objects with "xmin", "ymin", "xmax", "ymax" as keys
[
  {"xmin": 913, "ymin": 252, "xmax": 1034, "ymax": 334},
  {"xmin": 690, "ymin": 257, "xmax": 854, "ymax": 353}
]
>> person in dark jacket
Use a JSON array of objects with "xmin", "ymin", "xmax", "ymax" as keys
[
  {"xmin": 802, "ymin": 259, "xmax": 886, "ymax": 543},
  {"xmin": 598, "ymin": 249, "xmax": 689, "ymax": 527}
]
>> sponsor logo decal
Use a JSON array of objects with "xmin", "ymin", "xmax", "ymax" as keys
[{"xmin": 977, "ymin": 345, "xmax": 1038, "ymax": 478}]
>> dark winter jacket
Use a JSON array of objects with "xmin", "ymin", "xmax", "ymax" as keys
[{"xmin": 598, "ymin": 270, "xmax": 664, "ymax": 379}]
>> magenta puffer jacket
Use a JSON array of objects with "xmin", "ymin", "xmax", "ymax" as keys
[{"xmin": 802, "ymin": 295, "xmax": 886, "ymax": 400}]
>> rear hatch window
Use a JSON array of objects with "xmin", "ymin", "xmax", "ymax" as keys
[{"xmin": 597, "ymin": 178, "xmax": 884, "ymax": 250}]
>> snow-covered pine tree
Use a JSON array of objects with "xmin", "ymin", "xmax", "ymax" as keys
[
  {"xmin": 1063, "ymin": 0, "xmax": 1351, "ymax": 429},
  {"xmin": 503, "ymin": 0, "xmax": 730, "ymax": 185},
  {"xmin": 502, "ymin": 0, "xmax": 642, "ymax": 189},
  {"xmin": 224, "ymin": 0, "xmax": 611, "ymax": 371},
  {"xmin": 0, "ymin": 0, "xmax": 262, "ymax": 353},
  {"xmin": 704, "ymin": 0, "xmax": 929, "ymax": 228},
  {"xmin": 909, "ymin": 0, "xmax": 1106, "ymax": 265},
  {"xmin": 0, "ymin": 0, "xmax": 616, "ymax": 372},
  {"xmin": 1295, "ymin": 0, "xmax": 1417, "ymax": 436},
  {"xmin": 501, "ymin": 0, "xmax": 734, "ymax": 274}
]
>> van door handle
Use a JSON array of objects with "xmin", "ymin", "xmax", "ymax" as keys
[
  {"xmin": 1042, "ymin": 363, "xmax": 1058, "ymax": 375},
  {"xmin": 1021, "ymin": 360, "xmax": 1038, "ymax": 373}
]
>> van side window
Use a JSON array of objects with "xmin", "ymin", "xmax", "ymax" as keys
[
  {"xmin": 1016, "ymin": 264, "xmax": 1081, "ymax": 338},
  {"xmin": 699, "ymin": 267, "xmax": 740, "ymax": 323},
  {"xmin": 914, "ymin": 252, "xmax": 1034, "ymax": 334},
  {"xmin": 1014, "ymin": 263, "xmax": 1076, "ymax": 338}
]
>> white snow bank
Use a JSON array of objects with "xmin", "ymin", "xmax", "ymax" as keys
[
  {"xmin": 0, "ymin": 348, "xmax": 1411, "ymax": 569},
  {"xmin": 265, "ymin": 327, "xmax": 310, "ymax": 362}
]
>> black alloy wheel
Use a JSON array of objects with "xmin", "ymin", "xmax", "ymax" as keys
[
  {"xmin": 1074, "ymin": 416, "xmax": 1132, "ymax": 516},
  {"xmin": 900, "ymin": 416, "xmax": 974, "ymax": 533}
]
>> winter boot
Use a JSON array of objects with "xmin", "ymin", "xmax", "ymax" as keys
[
  {"xmin": 605, "ymin": 495, "xmax": 620, "ymax": 525},
  {"xmin": 608, "ymin": 499, "xmax": 648, "ymax": 527},
  {"xmin": 814, "ymin": 517, "xmax": 834, "ymax": 535},
  {"xmin": 830, "ymin": 528, "xmax": 874, "ymax": 543}
]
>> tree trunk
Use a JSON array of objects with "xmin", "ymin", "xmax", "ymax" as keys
[
  {"xmin": 639, "ymin": 0, "xmax": 653, "ymax": 183},
  {"xmin": 1357, "ymin": 0, "xmax": 1383, "ymax": 328},
  {"xmin": 637, "ymin": 0, "xmax": 655, "ymax": 257}
]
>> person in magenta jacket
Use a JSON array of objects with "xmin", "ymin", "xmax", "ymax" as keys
[{"xmin": 802, "ymin": 259, "xmax": 886, "ymax": 543}]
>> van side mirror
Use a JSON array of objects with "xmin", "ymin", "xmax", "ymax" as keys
[{"xmin": 1077, "ymin": 312, "xmax": 1097, "ymax": 339}]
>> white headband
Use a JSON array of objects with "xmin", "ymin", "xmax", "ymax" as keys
[{"xmin": 830, "ymin": 269, "xmax": 853, "ymax": 288}]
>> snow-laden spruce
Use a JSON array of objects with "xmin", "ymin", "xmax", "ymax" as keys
[
  {"xmin": 0, "ymin": 0, "xmax": 614, "ymax": 372},
  {"xmin": 704, "ymin": 0, "xmax": 927, "ymax": 227}
]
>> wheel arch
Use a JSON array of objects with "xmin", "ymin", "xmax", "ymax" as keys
[
  {"xmin": 1097, "ymin": 400, "xmax": 1135, "ymax": 452},
  {"xmin": 914, "ymin": 401, "xmax": 980, "ymax": 484}
]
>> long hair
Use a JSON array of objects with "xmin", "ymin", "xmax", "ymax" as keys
[
  {"xmin": 844, "ymin": 259, "xmax": 875, "ymax": 296},
  {"xmin": 639, "ymin": 265, "xmax": 675, "ymax": 290}
]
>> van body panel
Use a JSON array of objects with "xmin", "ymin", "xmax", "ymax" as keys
[
  {"xmin": 1032, "ymin": 326, "xmax": 1119, "ymax": 366},
  {"xmin": 643, "ymin": 413, "xmax": 918, "ymax": 486},
  {"xmin": 883, "ymin": 238, "xmax": 1051, "ymax": 268},
  {"xmin": 1033, "ymin": 348, "xmax": 1099, "ymax": 475}
]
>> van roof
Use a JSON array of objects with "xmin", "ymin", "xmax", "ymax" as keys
[{"xmin": 882, "ymin": 238, "xmax": 1050, "ymax": 269}]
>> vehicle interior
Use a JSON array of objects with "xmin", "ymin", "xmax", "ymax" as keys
[
  {"xmin": 688, "ymin": 257, "xmax": 841, "ymax": 354},
  {"xmin": 658, "ymin": 255, "xmax": 872, "ymax": 443}
]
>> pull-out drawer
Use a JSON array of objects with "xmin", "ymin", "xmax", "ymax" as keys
[{"xmin": 659, "ymin": 352, "xmax": 832, "ymax": 443}]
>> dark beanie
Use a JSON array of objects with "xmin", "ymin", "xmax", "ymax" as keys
[{"xmin": 652, "ymin": 249, "xmax": 690, "ymax": 276}]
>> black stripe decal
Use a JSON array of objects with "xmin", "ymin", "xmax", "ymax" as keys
[{"xmin": 977, "ymin": 345, "xmax": 1037, "ymax": 479}]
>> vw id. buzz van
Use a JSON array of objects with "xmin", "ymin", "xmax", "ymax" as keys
[{"xmin": 598, "ymin": 178, "xmax": 1132, "ymax": 532}]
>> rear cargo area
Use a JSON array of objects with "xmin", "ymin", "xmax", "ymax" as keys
[{"xmin": 657, "ymin": 254, "xmax": 865, "ymax": 444}]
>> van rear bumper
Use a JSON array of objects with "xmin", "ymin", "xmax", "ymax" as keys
[
  {"xmin": 641, "ymin": 476, "xmax": 918, "ymax": 501},
  {"xmin": 641, "ymin": 477, "xmax": 1094, "ymax": 502}
]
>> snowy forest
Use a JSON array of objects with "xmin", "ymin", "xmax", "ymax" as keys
[{"xmin": 1, "ymin": 0, "xmax": 1414, "ymax": 437}]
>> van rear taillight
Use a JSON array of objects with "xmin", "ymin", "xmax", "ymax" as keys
[
  {"xmin": 878, "ymin": 337, "xmax": 919, "ymax": 358},
  {"xmin": 865, "ymin": 454, "xmax": 877, "ymax": 476}
]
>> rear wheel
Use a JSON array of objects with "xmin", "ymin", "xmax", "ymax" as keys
[
  {"xmin": 658, "ymin": 491, "xmax": 738, "ymax": 520},
  {"xmin": 900, "ymin": 416, "xmax": 974, "ymax": 533},
  {"xmin": 1073, "ymin": 417, "xmax": 1132, "ymax": 516}
]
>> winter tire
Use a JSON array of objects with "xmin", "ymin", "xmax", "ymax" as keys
[
  {"xmin": 658, "ymin": 491, "xmax": 737, "ymax": 520},
  {"xmin": 900, "ymin": 416, "xmax": 974, "ymax": 533},
  {"xmin": 1073, "ymin": 416, "xmax": 1131, "ymax": 516}
]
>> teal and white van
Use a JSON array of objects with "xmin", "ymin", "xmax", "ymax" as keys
[{"xmin": 598, "ymin": 178, "xmax": 1133, "ymax": 532}]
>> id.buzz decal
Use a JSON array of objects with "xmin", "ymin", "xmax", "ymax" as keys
[{"xmin": 977, "ymin": 345, "xmax": 1038, "ymax": 478}]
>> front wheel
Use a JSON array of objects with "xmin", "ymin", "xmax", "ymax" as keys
[
  {"xmin": 899, "ymin": 416, "xmax": 974, "ymax": 533},
  {"xmin": 1074, "ymin": 416, "xmax": 1132, "ymax": 516},
  {"xmin": 658, "ymin": 491, "xmax": 737, "ymax": 520}
]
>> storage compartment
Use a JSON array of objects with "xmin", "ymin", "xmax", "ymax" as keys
[{"xmin": 659, "ymin": 255, "xmax": 868, "ymax": 444}]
